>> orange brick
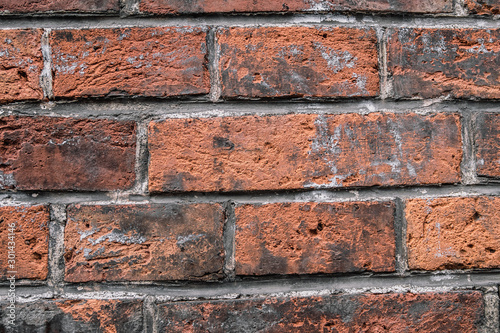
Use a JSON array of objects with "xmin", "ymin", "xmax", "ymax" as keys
[{"xmin": 476, "ymin": 113, "xmax": 500, "ymax": 178}]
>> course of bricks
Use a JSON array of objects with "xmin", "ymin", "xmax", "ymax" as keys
[{"xmin": 1, "ymin": 0, "xmax": 500, "ymax": 332}]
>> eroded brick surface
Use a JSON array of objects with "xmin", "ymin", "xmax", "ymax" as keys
[
  {"xmin": 0, "ymin": 0, "xmax": 119, "ymax": 13},
  {"xmin": 465, "ymin": 0, "xmax": 500, "ymax": 14},
  {"xmin": 388, "ymin": 28, "xmax": 500, "ymax": 99},
  {"xmin": 0, "ymin": 205, "xmax": 49, "ymax": 280},
  {"xmin": 0, "ymin": 116, "xmax": 136, "ymax": 191},
  {"xmin": 406, "ymin": 196, "xmax": 500, "ymax": 270},
  {"xmin": 0, "ymin": 299, "xmax": 143, "ymax": 333},
  {"xmin": 140, "ymin": 0, "xmax": 451, "ymax": 14},
  {"xmin": 476, "ymin": 113, "xmax": 500, "ymax": 177},
  {"xmin": 0, "ymin": 29, "xmax": 43, "ymax": 103},
  {"xmin": 65, "ymin": 203, "xmax": 225, "ymax": 282},
  {"xmin": 158, "ymin": 291, "xmax": 484, "ymax": 332},
  {"xmin": 148, "ymin": 113, "xmax": 462, "ymax": 192},
  {"xmin": 218, "ymin": 27, "xmax": 379, "ymax": 98},
  {"xmin": 235, "ymin": 201, "xmax": 395, "ymax": 275},
  {"xmin": 51, "ymin": 27, "xmax": 209, "ymax": 99}
]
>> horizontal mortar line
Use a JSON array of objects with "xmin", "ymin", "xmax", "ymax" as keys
[
  {"xmin": 0, "ymin": 271, "xmax": 499, "ymax": 300},
  {"xmin": 0, "ymin": 14, "xmax": 500, "ymax": 29},
  {"xmin": 2, "ymin": 184, "xmax": 500, "ymax": 205},
  {"xmin": 2, "ymin": 100, "xmax": 500, "ymax": 120}
]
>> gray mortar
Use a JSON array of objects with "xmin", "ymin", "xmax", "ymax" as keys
[
  {"xmin": 481, "ymin": 287, "xmax": 500, "ymax": 333},
  {"xmin": 222, "ymin": 201, "xmax": 236, "ymax": 281},
  {"xmin": 461, "ymin": 109, "xmax": 479, "ymax": 185},
  {"xmin": 394, "ymin": 198, "xmax": 408, "ymax": 276},
  {"xmin": 47, "ymin": 205, "xmax": 66, "ymax": 294},
  {"xmin": 207, "ymin": 27, "xmax": 222, "ymax": 102}
]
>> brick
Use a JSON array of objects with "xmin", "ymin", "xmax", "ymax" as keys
[
  {"xmin": 465, "ymin": 0, "xmax": 500, "ymax": 14},
  {"xmin": 0, "ymin": 205, "xmax": 49, "ymax": 280},
  {"xmin": 0, "ymin": 299, "xmax": 143, "ymax": 333},
  {"xmin": 406, "ymin": 196, "xmax": 500, "ymax": 270},
  {"xmin": 476, "ymin": 113, "xmax": 500, "ymax": 178},
  {"xmin": 148, "ymin": 112, "xmax": 462, "ymax": 193},
  {"xmin": 0, "ymin": 116, "xmax": 136, "ymax": 191},
  {"xmin": 235, "ymin": 201, "xmax": 395, "ymax": 275},
  {"xmin": 218, "ymin": 27, "xmax": 379, "ymax": 98},
  {"xmin": 388, "ymin": 28, "xmax": 500, "ymax": 99},
  {"xmin": 0, "ymin": 0, "xmax": 119, "ymax": 13},
  {"xmin": 65, "ymin": 203, "xmax": 225, "ymax": 282},
  {"xmin": 50, "ymin": 27, "xmax": 209, "ymax": 99},
  {"xmin": 158, "ymin": 291, "xmax": 484, "ymax": 332},
  {"xmin": 140, "ymin": 0, "xmax": 452, "ymax": 14},
  {"xmin": 0, "ymin": 29, "xmax": 43, "ymax": 103}
]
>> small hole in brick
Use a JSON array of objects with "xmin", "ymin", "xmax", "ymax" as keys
[
  {"xmin": 472, "ymin": 211, "xmax": 481, "ymax": 221},
  {"xmin": 467, "ymin": 244, "xmax": 474, "ymax": 248},
  {"xmin": 486, "ymin": 247, "xmax": 496, "ymax": 254},
  {"xmin": 32, "ymin": 252, "xmax": 42, "ymax": 260}
]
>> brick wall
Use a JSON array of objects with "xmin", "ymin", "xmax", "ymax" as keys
[{"xmin": 1, "ymin": 1, "xmax": 500, "ymax": 332}]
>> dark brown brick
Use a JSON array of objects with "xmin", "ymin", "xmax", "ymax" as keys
[
  {"xmin": 388, "ymin": 28, "xmax": 500, "ymax": 99},
  {"xmin": 65, "ymin": 203, "xmax": 225, "ymax": 282},
  {"xmin": 148, "ymin": 112, "xmax": 462, "ymax": 193},
  {"xmin": 0, "ymin": 0, "xmax": 119, "ymax": 13},
  {"xmin": 218, "ymin": 27, "xmax": 379, "ymax": 98},
  {"xmin": 0, "ymin": 29, "xmax": 43, "ymax": 103},
  {"xmin": 465, "ymin": 0, "xmax": 500, "ymax": 14},
  {"xmin": 0, "ymin": 116, "xmax": 136, "ymax": 191},
  {"xmin": 140, "ymin": 0, "xmax": 452, "ymax": 14},
  {"xmin": 50, "ymin": 27, "xmax": 209, "ymax": 99},
  {"xmin": 158, "ymin": 291, "xmax": 484, "ymax": 332},
  {"xmin": 406, "ymin": 196, "xmax": 500, "ymax": 271},
  {"xmin": 0, "ymin": 205, "xmax": 49, "ymax": 280},
  {"xmin": 0, "ymin": 299, "xmax": 143, "ymax": 333},
  {"xmin": 235, "ymin": 201, "xmax": 395, "ymax": 275},
  {"xmin": 476, "ymin": 113, "xmax": 500, "ymax": 178}
]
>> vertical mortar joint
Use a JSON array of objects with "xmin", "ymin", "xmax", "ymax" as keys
[
  {"xmin": 40, "ymin": 29, "xmax": 53, "ymax": 101},
  {"xmin": 207, "ymin": 27, "xmax": 222, "ymax": 103},
  {"xmin": 223, "ymin": 200, "xmax": 236, "ymax": 281}
]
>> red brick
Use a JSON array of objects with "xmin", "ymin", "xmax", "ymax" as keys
[
  {"xmin": 148, "ymin": 112, "xmax": 462, "ymax": 193},
  {"xmin": 476, "ymin": 113, "xmax": 500, "ymax": 178},
  {"xmin": 50, "ymin": 27, "xmax": 209, "ymax": 99},
  {"xmin": 0, "ymin": 29, "xmax": 43, "ymax": 103},
  {"xmin": 235, "ymin": 201, "xmax": 395, "ymax": 275},
  {"xmin": 465, "ymin": 0, "xmax": 500, "ymax": 14},
  {"xmin": 218, "ymin": 27, "xmax": 379, "ymax": 98},
  {"xmin": 140, "ymin": 0, "xmax": 451, "ymax": 14},
  {"xmin": 388, "ymin": 28, "xmax": 500, "ymax": 99},
  {"xmin": 158, "ymin": 291, "xmax": 484, "ymax": 332},
  {"xmin": 0, "ymin": 205, "xmax": 49, "ymax": 280},
  {"xmin": 406, "ymin": 196, "xmax": 500, "ymax": 270},
  {"xmin": 0, "ymin": 0, "xmax": 119, "ymax": 13},
  {"xmin": 0, "ymin": 116, "xmax": 136, "ymax": 191},
  {"xmin": 65, "ymin": 203, "xmax": 225, "ymax": 282},
  {"xmin": 1, "ymin": 299, "xmax": 143, "ymax": 332}
]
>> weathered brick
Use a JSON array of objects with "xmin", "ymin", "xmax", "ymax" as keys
[
  {"xmin": 218, "ymin": 27, "xmax": 379, "ymax": 98},
  {"xmin": 0, "ymin": 29, "xmax": 43, "ymax": 103},
  {"xmin": 465, "ymin": 0, "xmax": 500, "ymax": 14},
  {"xmin": 158, "ymin": 291, "xmax": 484, "ymax": 332},
  {"xmin": 0, "ymin": 0, "xmax": 119, "ymax": 13},
  {"xmin": 388, "ymin": 28, "xmax": 500, "ymax": 99},
  {"xmin": 406, "ymin": 196, "xmax": 500, "ymax": 270},
  {"xmin": 0, "ymin": 299, "xmax": 143, "ymax": 333},
  {"xmin": 235, "ymin": 201, "xmax": 395, "ymax": 275},
  {"xmin": 148, "ymin": 112, "xmax": 462, "ymax": 192},
  {"xmin": 0, "ymin": 205, "xmax": 49, "ymax": 280},
  {"xmin": 140, "ymin": 0, "xmax": 452, "ymax": 14},
  {"xmin": 50, "ymin": 27, "xmax": 209, "ymax": 99},
  {"xmin": 65, "ymin": 203, "xmax": 225, "ymax": 282},
  {"xmin": 0, "ymin": 116, "xmax": 136, "ymax": 191},
  {"xmin": 476, "ymin": 113, "xmax": 500, "ymax": 178}
]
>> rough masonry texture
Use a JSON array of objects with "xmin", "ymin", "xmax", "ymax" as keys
[
  {"xmin": 149, "ymin": 112, "xmax": 462, "ymax": 192},
  {"xmin": 0, "ymin": 116, "xmax": 136, "ymax": 191},
  {"xmin": 0, "ymin": 0, "xmax": 119, "ymax": 13},
  {"xmin": 476, "ymin": 112, "xmax": 500, "ymax": 178},
  {"xmin": 465, "ymin": 0, "xmax": 500, "ymax": 14}
]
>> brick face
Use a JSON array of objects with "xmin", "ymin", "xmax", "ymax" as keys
[
  {"xmin": 158, "ymin": 292, "xmax": 484, "ymax": 332},
  {"xmin": 148, "ymin": 112, "xmax": 462, "ymax": 193},
  {"xmin": 476, "ymin": 113, "xmax": 500, "ymax": 178},
  {"xmin": 218, "ymin": 27, "xmax": 379, "ymax": 98},
  {"xmin": 140, "ymin": 0, "xmax": 452, "ymax": 14},
  {"xmin": 0, "ymin": 29, "xmax": 43, "ymax": 103},
  {"xmin": 388, "ymin": 28, "xmax": 500, "ymax": 99},
  {"xmin": 65, "ymin": 203, "xmax": 225, "ymax": 282},
  {"xmin": 0, "ymin": 0, "xmax": 119, "ymax": 13},
  {"xmin": 50, "ymin": 27, "xmax": 209, "ymax": 99},
  {"xmin": 465, "ymin": 0, "xmax": 500, "ymax": 14},
  {"xmin": 0, "ymin": 205, "xmax": 49, "ymax": 280},
  {"xmin": 235, "ymin": 201, "xmax": 395, "ymax": 275},
  {"xmin": 0, "ymin": 116, "xmax": 136, "ymax": 191},
  {"xmin": 406, "ymin": 196, "xmax": 500, "ymax": 270}
]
